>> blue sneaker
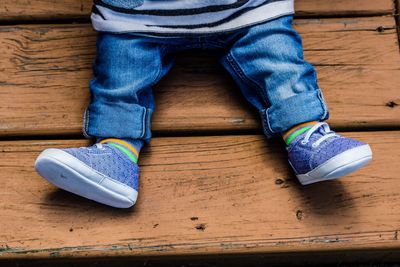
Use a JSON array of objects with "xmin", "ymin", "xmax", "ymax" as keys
[
  {"xmin": 287, "ymin": 122, "xmax": 372, "ymax": 185},
  {"xmin": 35, "ymin": 141, "xmax": 140, "ymax": 208}
]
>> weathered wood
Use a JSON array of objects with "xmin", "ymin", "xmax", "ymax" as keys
[
  {"xmin": 0, "ymin": 0, "xmax": 92, "ymax": 21},
  {"xmin": 0, "ymin": 17, "xmax": 400, "ymax": 135},
  {"xmin": 0, "ymin": 17, "xmax": 399, "ymax": 136},
  {"xmin": 0, "ymin": 131, "xmax": 399, "ymax": 260},
  {"xmin": 0, "ymin": 0, "xmax": 394, "ymax": 21},
  {"xmin": 296, "ymin": 0, "xmax": 394, "ymax": 16},
  {"xmin": 396, "ymin": 0, "xmax": 400, "ymax": 48}
]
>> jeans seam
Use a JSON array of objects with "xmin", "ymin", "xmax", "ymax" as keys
[
  {"xmin": 140, "ymin": 109, "xmax": 146, "ymax": 139},
  {"xmin": 82, "ymin": 108, "xmax": 91, "ymax": 138},
  {"xmin": 151, "ymin": 44, "xmax": 168, "ymax": 87},
  {"xmin": 263, "ymin": 107, "xmax": 277, "ymax": 135},
  {"xmin": 260, "ymin": 110, "xmax": 272, "ymax": 137},
  {"xmin": 317, "ymin": 89, "xmax": 329, "ymax": 120},
  {"xmin": 225, "ymin": 52, "xmax": 270, "ymax": 107},
  {"xmin": 139, "ymin": 43, "xmax": 167, "ymax": 140},
  {"xmin": 225, "ymin": 52, "xmax": 275, "ymax": 136}
]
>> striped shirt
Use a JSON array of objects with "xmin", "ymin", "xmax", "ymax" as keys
[{"xmin": 91, "ymin": 0, "xmax": 294, "ymax": 35}]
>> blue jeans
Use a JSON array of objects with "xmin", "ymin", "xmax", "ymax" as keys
[{"xmin": 84, "ymin": 15, "xmax": 329, "ymax": 142}]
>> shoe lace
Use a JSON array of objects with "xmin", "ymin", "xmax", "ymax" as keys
[
  {"xmin": 93, "ymin": 143, "xmax": 107, "ymax": 150},
  {"xmin": 94, "ymin": 143, "xmax": 104, "ymax": 149},
  {"xmin": 75, "ymin": 143, "xmax": 105, "ymax": 151},
  {"xmin": 301, "ymin": 122, "xmax": 338, "ymax": 148}
]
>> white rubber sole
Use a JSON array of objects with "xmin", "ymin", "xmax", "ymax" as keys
[
  {"xmin": 296, "ymin": 144, "xmax": 372, "ymax": 185},
  {"xmin": 35, "ymin": 149, "xmax": 138, "ymax": 208}
]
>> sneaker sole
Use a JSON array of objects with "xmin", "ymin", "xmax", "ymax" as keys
[
  {"xmin": 296, "ymin": 144, "xmax": 372, "ymax": 185},
  {"xmin": 35, "ymin": 148, "xmax": 138, "ymax": 208}
]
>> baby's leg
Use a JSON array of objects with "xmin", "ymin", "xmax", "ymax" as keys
[
  {"xmin": 35, "ymin": 33, "xmax": 174, "ymax": 207},
  {"xmin": 85, "ymin": 32, "xmax": 173, "ymax": 142},
  {"xmin": 220, "ymin": 15, "xmax": 372, "ymax": 184},
  {"xmin": 220, "ymin": 15, "xmax": 328, "ymax": 136}
]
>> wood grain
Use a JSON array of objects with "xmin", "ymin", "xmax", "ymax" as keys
[
  {"xmin": 0, "ymin": 0, "xmax": 394, "ymax": 21},
  {"xmin": 0, "ymin": 17, "xmax": 399, "ymax": 136},
  {"xmin": 295, "ymin": 0, "xmax": 394, "ymax": 16},
  {"xmin": 0, "ymin": 0, "xmax": 92, "ymax": 21},
  {"xmin": 396, "ymin": 0, "xmax": 400, "ymax": 46},
  {"xmin": 0, "ymin": 131, "xmax": 400, "ymax": 260}
]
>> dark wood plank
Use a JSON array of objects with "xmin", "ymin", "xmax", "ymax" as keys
[{"xmin": 0, "ymin": 131, "xmax": 399, "ymax": 260}]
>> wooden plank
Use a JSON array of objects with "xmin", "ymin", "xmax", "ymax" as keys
[
  {"xmin": 0, "ymin": 0, "xmax": 394, "ymax": 21},
  {"xmin": 0, "ymin": 0, "xmax": 92, "ymax": 21},
  {"xmin": 1, "ymin": 131, "xmax": 400, "ymax": 261},
  {"xmin": 295, "ymin": 0, "xmax": 394, "ymax": 16},
  {"xmin": 396, "ymin": 0, "xmax": 400, "ymax": 49},
  {"xmin": 0, "ymin": 17, "xmax": 399, "ymax": 137}
]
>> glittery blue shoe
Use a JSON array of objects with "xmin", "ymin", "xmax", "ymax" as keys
[
  {"xmin": 287, "ymin": 122, "xmax": 372, "ymax": 185},
  {"xmin": 35, "ymin": 141, "xmax": 140, "ymax": 208}
]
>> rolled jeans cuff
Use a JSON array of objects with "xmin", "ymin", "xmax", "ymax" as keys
[
  {"xmin": 83, "ymin": 103, "xmax": 153, "ymax": 142},
  {"xmin": 261, "ymin": 89, "xmax": 329, "ymax": 138}
]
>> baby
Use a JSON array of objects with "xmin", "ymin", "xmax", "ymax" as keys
[{"xmin": 35, "ymin": 0, "xmax": 372, "ymax": 208}]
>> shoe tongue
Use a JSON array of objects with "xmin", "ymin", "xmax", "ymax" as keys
[
  {"xmin": 309, "ymin": 126, "xmax": 328, "ymax": 141},
  {"xmin": 289, "ymin": 126, "xmax": 324, "ymax": 146},
  {"xmin": 315, "ymin": 126, "xmax": 326, "ymax": 136}
]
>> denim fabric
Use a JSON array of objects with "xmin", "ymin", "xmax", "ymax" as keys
[{"xmin": 84, "ymin": 15, "xmax": 329, "ymax": 141}]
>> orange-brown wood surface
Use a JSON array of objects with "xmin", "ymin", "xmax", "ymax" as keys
[
  {"xmin": 0, "ymin": 0, "xmax": 394, "ymax": 21},
  {"xmin": 0, "ymin": 17, "xmax": 399, "ymax": 136},
  {"xmin": 0, "ymin": 132, "xmax": 400, "ymax": 259},
  {"xmin": 1, "ymin": 0, "xmax": 400, "ymax": 264}
]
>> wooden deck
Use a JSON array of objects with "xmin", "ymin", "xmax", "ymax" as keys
[{"xmin": 0, "ymin": 0, "xmax": 400, "ymax": 266}]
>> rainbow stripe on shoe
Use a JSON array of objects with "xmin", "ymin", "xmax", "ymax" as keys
[
  {"xmin": 283, "ymin": 121, "xmax": 318, "ymax": 146},
  {"xmin": 100, "ymin": 138, "xmax": 140, "ymax": 164}
]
